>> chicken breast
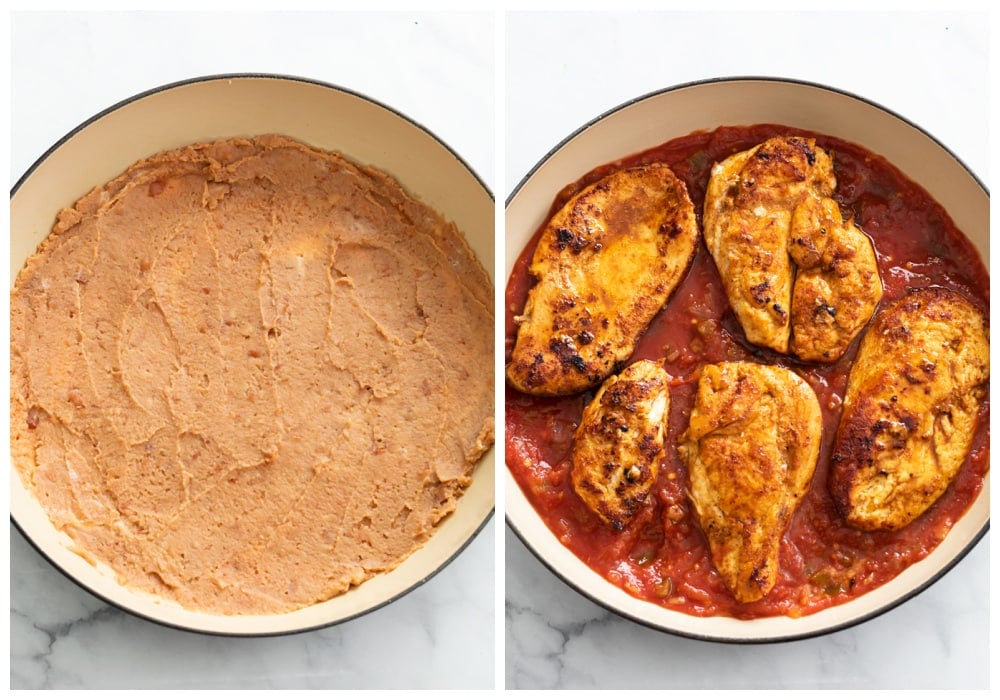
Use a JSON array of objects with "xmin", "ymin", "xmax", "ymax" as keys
[
  {"xmin": 571, "ymin": 359, "xmax": 670, "ymax": 530},
  {"xmin": 679, "ymin": 361, "xmax": 822, "ymax": 603},
  {"xmin": 507, "ymin": 164, "xmax": 698, "ymax": 396},
  {"xmin": 788, "ymin": 195, "xmax": 884, "ymax": 361},
  {"xmin": 703, "ymin": 136, "xmax": 882, "ymax": 361},
  {"xmin": 829, "ymin": 288, "xmax": 989, "ymax": 531}
]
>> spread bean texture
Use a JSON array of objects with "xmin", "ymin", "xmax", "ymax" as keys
[{"xmin": 12, "ymin": 135, "xmax": 494, "ymax": 615}]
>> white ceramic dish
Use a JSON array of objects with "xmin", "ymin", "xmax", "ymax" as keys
[
  {"xmin": 504, "ymin": 77, "xmax": 989, "ymax": 643},
  {"xmin": 10, "ymin": 74, "xmax": 495, "ymax": 636}
]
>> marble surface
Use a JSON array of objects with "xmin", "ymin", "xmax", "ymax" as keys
[
  {"xmin": 6, "ymin": 7, "xmax": 995, "ymax": 692},
  {"xmin": 504, "ymin": 10, "xmax": 990, "ymax": 690},
  {"xmin": 9, "ymin": 11, "xmax": 495, "ymax": 690},
  {"xmin": 11, "ymin": 523, "xmax": 494, "ymax": 689},
  {"xmin": 506, "ymin": 529, "xmax": 989, "ymax": 690}
]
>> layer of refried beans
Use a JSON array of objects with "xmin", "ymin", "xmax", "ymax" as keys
[{"xmin": 11, "ymin": 135, "xmax": 494, "ymax": 615}]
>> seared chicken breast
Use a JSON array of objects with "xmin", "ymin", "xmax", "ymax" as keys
[
  {"xmin": 703, "ymin": 136, "xmax": 882, "ymax": 361},
  {"xmin": 507, "ymin": 164, "xmax": 698, "ymax": 395},
  {"xmin": 788, "ymin": 195, "xmax": 884, "ymax": 361},
  {"xmin": 679, "ymin": 361, "xmax": 822, "ymax": 603},
  {"xmin": 571, "ymin": 359, "xmax": 670, "ymax": 530},
  {"xmin": 829, "ymin": 288, "xmax": 989, "ymax": 531}
]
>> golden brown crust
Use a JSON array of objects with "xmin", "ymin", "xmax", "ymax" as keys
[
  {"xmin": 829, "ymin": 287, "xmax": 989, "ymax": 531},
  {"xmin": 678, "ymin": 361, "xmax": 822, "ymax": 603},
  {"xmin": 703, "ymin": 136, "xmax": 882, "ymax": 361},
  {"xmin": 506, "ymin": 164, "xmax": 698, "ymax": 395},
  {"xmin": 570, "ymin": 360, "xmax": 670, "ymax": 530}
]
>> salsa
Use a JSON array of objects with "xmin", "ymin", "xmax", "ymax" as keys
[{"xmin": 505, "ymin": 124, "xmax": 990, "ymax": 619}]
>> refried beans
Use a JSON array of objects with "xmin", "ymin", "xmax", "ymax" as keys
[{"xmin": 10, "ymin": 134, "xmax": 494, "ymax": 615}]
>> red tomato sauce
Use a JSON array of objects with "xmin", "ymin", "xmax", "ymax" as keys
[{"xmin": 505, "ymin": 124, "xmax": 990, "ymax": 619}]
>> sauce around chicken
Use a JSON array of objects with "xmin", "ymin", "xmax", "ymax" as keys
[{"xmin": 505, "ymin": 124, "xmax": 989, "ymax": 619}]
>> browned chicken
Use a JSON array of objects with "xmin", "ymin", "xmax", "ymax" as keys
[
  {"xmin": 571, "ymin": 359, "xmax": 670, "ymax": 530},
  {"xmin": 829, "ymin": 288, "xmax": 989, "ymax": 531},
  {"xmin": 679, "ymin": 361, "xmax": 822, "ymax": 603},
  {"xmin": 703, "ymin": 136, "xmax": 882, "ymax": 361},
  {"xmin": 507, "ymin": 164, "xmax": 698, "ymax": 396},
  {"xmin": 788, "ymin": 196, "xmax": 884, "ymax": 361}
]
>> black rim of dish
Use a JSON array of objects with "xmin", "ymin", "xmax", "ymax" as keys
[
  {"xmin": 504, "ymin": 74, "xmax": 989, "ymax": 645},
  {"xmin": 10, "ymin": 71, "xmax": 496, "ymax": 638}
]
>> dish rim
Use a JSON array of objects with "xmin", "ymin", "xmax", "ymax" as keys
[
  {"xmin": 9, "ymin": 71, "xmax": 496, "ymax": 638},
  {"xmin": 12, "ymin": 71, "xmax": 494, "ymax": 204},
  {"xmin": 505, "ymin": 75, "xmax": 989, "ymax": 207},
  {"xmin": 503, "ymin": 74, "xmax": 990, "ymax": 644}
]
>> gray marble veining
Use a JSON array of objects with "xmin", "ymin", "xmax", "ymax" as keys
[
  {"xmin": 11, "ymin": 522, "xmax": 495, "ymax": 689},
  {"xmin": 504, "ymin": 527, "xmax": 988, "ymax": 689}
]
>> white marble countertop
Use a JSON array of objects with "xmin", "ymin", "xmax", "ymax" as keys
[
  {"xmin": 9, "ymin": 10, "xmax": 495, "ymax": 690},
  {"xmin": 504, "ymin": 9, "xmax": 990, "ymax": 690},
  {"xmin": 7, "ymin": 7, "xmax": 994, "ymax": 692}
]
